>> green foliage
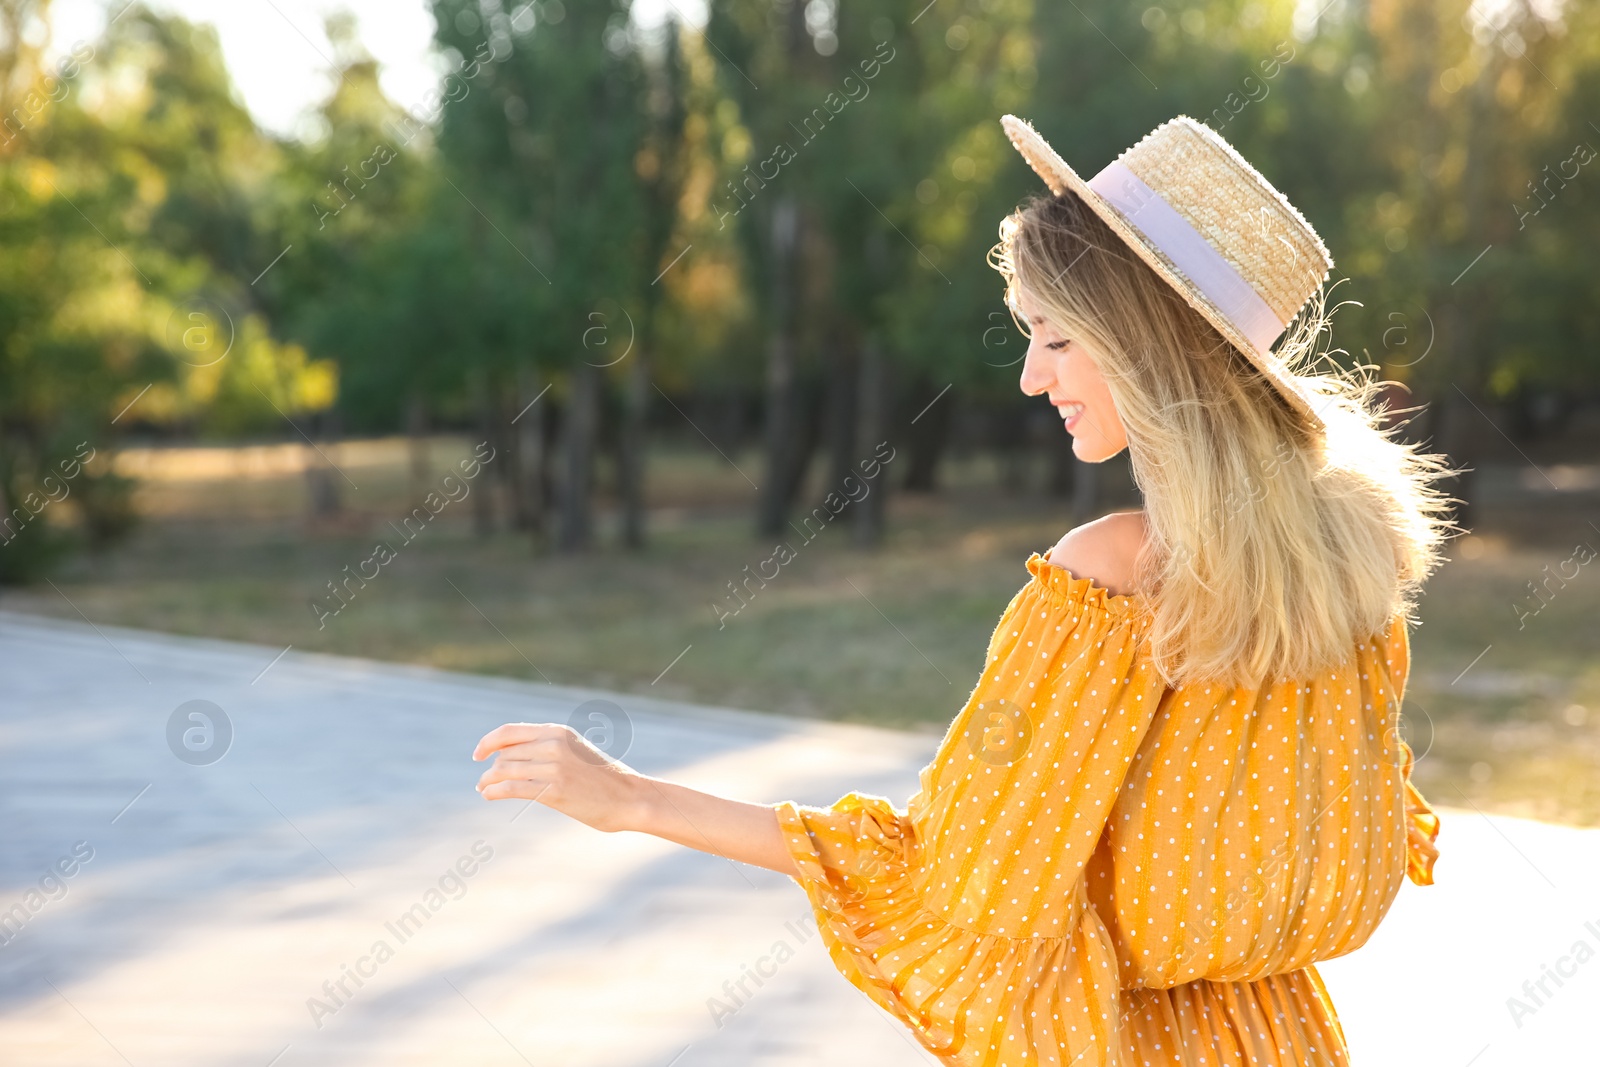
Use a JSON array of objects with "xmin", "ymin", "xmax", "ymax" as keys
[
  {"xmin": 1, "ymin": 0, "xmax": 1597, "ymax": 580},
  {"xmin": 0, "ymin": 4, "xmax": 339, "ymax": 580}
]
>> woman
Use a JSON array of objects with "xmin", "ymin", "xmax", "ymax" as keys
[{"xmin": 471, "ymin": 115, "xmax": 1458, "ymax": 1065}]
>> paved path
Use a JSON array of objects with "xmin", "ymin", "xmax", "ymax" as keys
[{"xmin": 0, "ymin": 610, "xmax": 1595, "ymax": 1066}]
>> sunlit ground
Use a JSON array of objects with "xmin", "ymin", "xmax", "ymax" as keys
[{"xmin": 4, "ymin": 433, "xmax": 1598, "ymax": 824}]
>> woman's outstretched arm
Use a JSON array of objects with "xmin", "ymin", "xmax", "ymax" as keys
[{"xmin": 472, "ymin": 721, "xmax": 801, "ymax": 878}]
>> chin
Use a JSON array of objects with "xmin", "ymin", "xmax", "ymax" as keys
[
  {"xmin": 1069, "ymin": 435, "xmax": 1104, "ymax": 461},
  {"xmin": 1071, "ymin": 436, "xmax": 1124, "ymax": 464}
]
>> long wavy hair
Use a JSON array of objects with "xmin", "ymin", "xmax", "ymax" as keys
[{"xmin": 989, "ymin": 190, "xmax": 1464, "ymax": 689}]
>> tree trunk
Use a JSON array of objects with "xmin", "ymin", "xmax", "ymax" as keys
[
  {"xmin": 557, "ymin": 361, "xmax": 601, "ymax": 551},
  {"xmin": 904, "ymin": 375, "xmax": 951, "ymax": 493},
  {"xmin": 1431, "ymin": 371, "xmax": 1482, "ymax": 535},
  {"xmin": 853, "ymin": 336, "xmax": 890, "ymax": 548},
  {"xmin": 1426, "ymin": 37, "xmax": 1498, "ymax": 537},
  {"xmin": 794, "ymin": 381, "xmax": 826, "ymax": 507},
  {"xmin": 824, "ymin": 334, "xmax": 859, "ymax": 500},
  {"xmin": 469, "ymin": 367, "xmax": 495, "ymax": 538},
  {"xmin": 996, "ymin": 404, "xmax": 1030, "ymax": 495},
  {"xmin": 1047, "ymin": 428, "xmax": 1078, "ymax": 498},
  {"xmin": 490, "ymin": 373, "xmax": 518, "ymax": 529},
  {"xmin": 757, "ymin": 196, "xmax": 801, "ymax": 539},
  {"xmin": 514, "ymin": 361, "xmax": 548, "ymax": 547},
  {"xmin": 619, "ymin": 347, "xmax": 650, "ymax": 549},
  {"xmin": 757, "ymin": 334, "xmax": 798, "ymax": 538},
  {"xmin": 718, "ymin": 388, "xmax": 745, "ymax": 455}
]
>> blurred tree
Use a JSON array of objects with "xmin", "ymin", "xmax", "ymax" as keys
[
  {"xmin": 618, "ymin": 15, "xmax": 692, "ymax": 550},
  {"xmin": 1317, "ymin": 0, "xmax": 1594, "ymax": 528},
  {"xmin": 0, "ymin": 3, "xmax": 326, "ymax": 579},
  {"xmin": 840, "ymin": 0, "xmax": 1034, "ymax": 534},
  {"xmin": 92, "ymin": 7, "xmax": 327, "ymax": 443},
  {"xmin": 424, "ymin": 0, "xmax": 650, "ymax": 552},
  {"xmin": 706, "ymin": 0, "xmax": 1034, "ymax": 545},
  {"xmin": 3, "ymin": 0, "xmax": 1598, "ymax": 587},
  {"xmin": 262, "ymin": 12, "xmax": 442, "ymax": 518}
]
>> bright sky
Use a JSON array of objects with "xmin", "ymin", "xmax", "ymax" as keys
[
  {"xmin": 48, "ymin": 0, "xmax": 703, "ymax": 139},
  {"xmin": 42, "ymin": 0, "xmax": 1571, "ymax": 139}
]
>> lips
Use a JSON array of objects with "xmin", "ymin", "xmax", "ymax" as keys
[{"xmin": 1054, "ymin": 401, "xmax": 1085, "ymax": 429}]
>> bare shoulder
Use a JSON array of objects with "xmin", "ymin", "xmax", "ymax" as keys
[{"xmin": 1045, "ymin": 510, "xmax": 1148, "ymax": 598}]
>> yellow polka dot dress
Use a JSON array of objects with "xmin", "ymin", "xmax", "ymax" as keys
[{"xmin": 773, "ymin": 550, "xmax": 1440, "ymax": 1066}]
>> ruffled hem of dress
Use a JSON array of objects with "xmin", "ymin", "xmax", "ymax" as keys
[
  {"xmin": 1402, "ymin": 777, "xmax": 1440, "ymax": 886},
  {"xmin": 1395, "ymin": 739, "xmax": 1440, "ymax": 886},
  {"xmin": 773, "ymin": 793, "xmax": 1122, "ymax": 1066}
]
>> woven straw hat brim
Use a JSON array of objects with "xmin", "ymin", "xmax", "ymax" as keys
[{"xmin": 1000, "ymin": 114, "xmax": 1329, "ymax": 434}]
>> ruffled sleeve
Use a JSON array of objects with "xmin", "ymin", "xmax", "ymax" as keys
[
  {"xmin": 772, "ymin": 550, "xmax": 1167, "ymax": 1065},
  {"xmin": 1383, "ymin": 612, "xmax": 1441, "ymax": 887},
  {"xmin": 1399, "ymin": 740, "xmax": 1441, "ymax": 885}
]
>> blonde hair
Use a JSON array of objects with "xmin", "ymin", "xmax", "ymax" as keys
[{"xmin": 989, "ymin": 191, "xmax": 1464, "ymax": 689}]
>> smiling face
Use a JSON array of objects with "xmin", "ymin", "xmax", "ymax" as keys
[{"xmin": 1013, "ymin": 285, "xmax": 1128, "ymax": 463}]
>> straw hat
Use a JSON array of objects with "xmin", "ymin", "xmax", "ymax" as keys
[{"xmin": 1000, "ymin": 113, "xmax": 1333, "ymax": 433}]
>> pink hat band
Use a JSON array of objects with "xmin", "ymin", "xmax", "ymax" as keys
[{"xmin": 1087, "ymin": 161, "xmax": 1286, "ymax": 357}]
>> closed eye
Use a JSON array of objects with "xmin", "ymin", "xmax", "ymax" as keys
[{"xmin": 1046, "ymin": 340, "xmax": 1070, "ymax": 351}]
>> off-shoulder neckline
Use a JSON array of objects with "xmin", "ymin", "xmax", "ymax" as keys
[{"xmin": 1025, "ymin": 549, "xmax": 1149, "ymax": 621}]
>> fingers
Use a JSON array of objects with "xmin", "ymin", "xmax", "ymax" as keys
[
  {"xmin": 479, "ymin": 778, "xmax": 555, "ymax": 802},
  {"xmin": 472, "ymin": 721, "xmax": 565, "ymax": 761},
  {"xmin": 476, "ymin": 758, "xmax": 554, "ymax": 792},
  {"xmin": 483, "ymin": 738, "xmax": 566, "ymax": 764}
]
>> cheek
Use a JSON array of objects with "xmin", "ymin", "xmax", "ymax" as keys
[{"xmin": 1059, "ymin": 352, "xmax": 1103, "ymax": 396}]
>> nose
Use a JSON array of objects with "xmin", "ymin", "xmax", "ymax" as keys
[{"xmin": 1018, "ymin": 336, "xmax": 1053, "ymax": 398}]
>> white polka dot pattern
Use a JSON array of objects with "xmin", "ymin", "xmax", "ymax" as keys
[{"xmin": 772, "ymin": 550, "xmax": 1441, "ymax": 1066}]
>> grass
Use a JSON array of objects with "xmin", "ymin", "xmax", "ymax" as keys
[{"xmin": 5, "ymin": 433, "xmax": 1599, "ymax": 825}]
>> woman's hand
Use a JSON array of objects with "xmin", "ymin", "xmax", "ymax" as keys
[
  {"xmin": 471, "ymin": 720, "xmax": 801, "ymax": 877},
  {"xmin": 472, "ymin": 722, "xmax": 645, "ymax": 834}
]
